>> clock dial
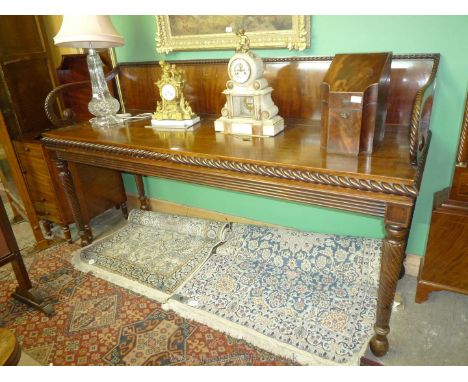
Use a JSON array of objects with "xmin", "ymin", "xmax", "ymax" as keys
[
  {"xmin": 161, "ymin": 84, "xmax": 176, "ymax": 101},
  {"xmin": 230, "ymin": 58, "xmax": 251, "ymax": 84}
]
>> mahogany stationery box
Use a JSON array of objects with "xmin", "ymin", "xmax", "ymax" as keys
[{"xmin": 321, "ymin": 52, "xmax": 392, "ymax": 155}]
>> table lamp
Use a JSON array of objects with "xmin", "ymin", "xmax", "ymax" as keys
[{"xmin": 54, "ymin": 16, "xmax": 124, "ymax": 127}]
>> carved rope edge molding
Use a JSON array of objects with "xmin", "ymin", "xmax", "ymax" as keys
[
  {"xmin": 456, "ymin": 91, "xmax": 468, "ymax": 166},
  {"xmin": 42, "ymin": 137, "xmax": 419, "ymax": 198},
  {"xmin": 408, "ymin": 53, "xmax": 440, "ymax": 166}
]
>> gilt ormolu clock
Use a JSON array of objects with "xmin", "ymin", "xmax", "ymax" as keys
[
  {"xmin": 214, "ymin": 30, "xmax": 284, "ymax": 137},
  {"xmin": 151, "ymin": 61, "xmax": 200, "ymax": 128}
]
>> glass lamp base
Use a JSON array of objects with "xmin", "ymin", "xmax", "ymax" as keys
[
  {"xmin": 90, "ymin": 114, "xmax": 123, "ymax": 128},
  {"xmin": 86, "ymin": 48, "xmax": 122, "ymax": 129}
]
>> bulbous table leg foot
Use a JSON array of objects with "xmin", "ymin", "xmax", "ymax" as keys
[{"xmin": 370, "ymin": 333, "xmax": 389, "ymax": 357}]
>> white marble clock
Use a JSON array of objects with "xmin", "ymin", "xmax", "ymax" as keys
[{"xmin": 214, "ymin": 30, "xmax": 284, "ymax": 137}]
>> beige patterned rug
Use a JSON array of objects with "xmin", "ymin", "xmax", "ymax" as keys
[
  {"xmin": 164, "ymin": 223, "xmax": 382, "ymax": 365},
  {"xmin": 72, "ymin": 209, "xmax": 230, "ymax": 303}
]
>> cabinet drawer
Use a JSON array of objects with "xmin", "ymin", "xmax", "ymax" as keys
[
  {"xmin": 14, "ymin": 141, "xmax": 64, "ymax": 222},
  {"xmin": 13, "ymin": 140, "xmax": 44, "ymax": 160},
  {"xmin": 16, "ymin": 152, "xmax": 56, "ymax": 201}
]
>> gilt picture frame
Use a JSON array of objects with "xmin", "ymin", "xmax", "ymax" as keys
[{"xmin": 155, "ymin": 16, "xmax": 310, "ymax": 53}]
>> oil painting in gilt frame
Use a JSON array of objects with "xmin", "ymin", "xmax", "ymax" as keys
[{"xmin": 155, "ymin": 15, "xmax": 310, "ymax": 53}]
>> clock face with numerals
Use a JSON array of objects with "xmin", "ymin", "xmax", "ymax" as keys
[
  {"xmin": 229, "ymin": 58, "xmax": 251, "ymax": 84},
  {"xmin": 161, "ymin": 84, "xmax": 176, "ymax": 101}
]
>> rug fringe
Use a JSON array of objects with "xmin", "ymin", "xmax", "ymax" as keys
[
  {"xmin": 162, "ymin": 299, "xmax": 371, "ymax": 366},
  {"xmin": 71, "ymin": 248, "xmax": 171, "ymax": 303}
]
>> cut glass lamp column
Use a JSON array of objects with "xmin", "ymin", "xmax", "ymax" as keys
[{"xmin": 87, "ymin": 48, "xmax": 121, "ymax": 127}]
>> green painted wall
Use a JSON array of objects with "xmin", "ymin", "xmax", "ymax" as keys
[{"xmin": 110, "ymin": 15, "xmax": 468, "ymax": 256}]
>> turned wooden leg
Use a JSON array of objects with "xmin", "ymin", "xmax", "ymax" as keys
[
  {"xmin": 54, "ymin": 159, "xmax": 91, "ymax": 247},
  {"xmin": 62, "ymin": 225, "xmax": 72, "ymax": 244},
  {"xmin": 134, "ymin": 174, "xmax": 150, "ymax": 211},
  {"xmin": 42, "ymin": 220, "xmax": 53, "ymax": 237},
  {"xmin": 370, "ymin": 204, "xmax": 412, "ymax": 357},
  {"xmin": 84, "ymin": 224, "xmax": 93, "ymax": 243},
  {"xmin": 371, "ymin": 226, "xmax": 405, "ymax": 355},
  {"xmin": 399, "ymin": 259, "xmax": 406, "ymax": 280},
  {"xmin": 120, "ymin": 201, "xmax": 129, "ymax": 219}
]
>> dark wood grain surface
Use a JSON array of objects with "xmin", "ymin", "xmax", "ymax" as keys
[
  {"xmin": 321, "ymin": 53, "xmax": 392, "ymax": 155},
  {"xmin": 416, "ymin": 190, "xmax": 468, "ymax": 303},
  {"xmin": 118, "ymin": 56, "xmax": 434, "ymax": 126},
  {"xmin": 416, "ymin": 92, "xmax": 468, "ymax": 303},
  {"xmin": 42, "ymin": 117, "xmax": 417, "ymax": 185}
]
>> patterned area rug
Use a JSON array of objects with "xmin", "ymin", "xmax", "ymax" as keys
[
  {"xmin": 0, "ymin": 242, "xmax": 294, "ymax": 365},
  {"xmin": 164, "ymin": 223, "xmax": 382, "ymax": 365},
  {"xmin": 72, "ymin": 210, "xmax": 230, "ymax": 302}
]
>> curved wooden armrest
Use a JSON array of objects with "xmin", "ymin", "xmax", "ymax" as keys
[
  {"xmin": 44, "ymin": 66, "xmax": 121, "ymax": 128},
  {"xmin": 408, "ymin": 53, "xmax": 440, "ymax": 166}
]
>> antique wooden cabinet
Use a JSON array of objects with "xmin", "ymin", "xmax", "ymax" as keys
[
  {"xmin": 321, "ymin": 53, "xmax": 392, "ymax": 155},
  {"xmin": 0, "ymin": 16, "xmax": 57, "ymax": 247},
  {"xmin": 415, "ymin": 94, "xmax": 468, "ymax": 303},
  {"xmin": 0, "ymin": 16, "xmax": 127, "ymax": 245}
]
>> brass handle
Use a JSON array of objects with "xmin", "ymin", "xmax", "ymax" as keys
[{"xmin": 339, "ymin": 112, "xmax": 350, "ymax": 119}]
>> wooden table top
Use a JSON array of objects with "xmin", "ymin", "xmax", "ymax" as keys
[{"xmin": 43, "ymin": 117, "xmax": 417, "ymax": 187}]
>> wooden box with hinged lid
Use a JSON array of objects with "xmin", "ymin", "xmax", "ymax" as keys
[{"xmin": 321, "ymin": 52, "xmax": 392, "ymax": 155}]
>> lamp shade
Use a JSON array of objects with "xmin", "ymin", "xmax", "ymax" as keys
[{"xmin": 54, "ymin": 15, "xmax": 124, "ymax": 49}]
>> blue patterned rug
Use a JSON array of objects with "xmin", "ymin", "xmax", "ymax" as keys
[
  {"xmin": 72, "ymin": 210, "xmax": 230, "ymax": 302},
  {"xmin": 163, "ymin": 223, "xmax": 382, "ymax": 365}
]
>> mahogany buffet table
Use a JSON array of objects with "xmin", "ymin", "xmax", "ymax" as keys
[{"xmin": 42, "ymin": 54, "xmax": 439, "ymax": 357}]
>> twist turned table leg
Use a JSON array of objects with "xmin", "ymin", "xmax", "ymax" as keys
[
  {"xmin": 54, "ymin": 159, "xmax": 91, "ymax": 247},
  {"xmin": 62, "ymin": 225, "xmax": 72, "ymax": 243},
  {"xmin": 370, "ymin": 222, "xmax": 408, "ymax": 356}
]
